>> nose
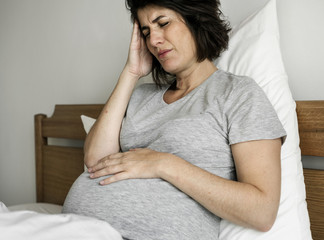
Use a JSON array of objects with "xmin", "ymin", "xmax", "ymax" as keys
[{"xmin": 148, "ymin": 29, "xmax": 164, "ymax": 47}]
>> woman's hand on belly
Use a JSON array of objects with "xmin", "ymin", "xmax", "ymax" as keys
[{"xmin": 88, "ymin": 148, "xmax": 168, "ymax": 185}]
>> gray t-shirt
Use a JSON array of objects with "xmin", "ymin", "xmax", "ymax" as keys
[{"xmin": 63, "ymin": 70, "xmax": 286, "ymax": 240}]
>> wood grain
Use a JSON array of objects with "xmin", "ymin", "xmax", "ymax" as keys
[
  {"xmin": 42, "ymin": 104, "xmax": 104, "ymax": 140},
  {"xmin": 297, "ymin": 101, "xmax": 324, "ymax": 157},
  {"xmin": 35, "ymin": 114, "xmax": 47, "ymax": 202},
  {"xmin": 43, "ymin": 145, "xmax": 84, "ymax": 205},
  {"xmin": 304, "ymin": 169, "xmax": 324, "ymax": 240},
  {"xmin": 297, "ymin": 101, "xmax": 324, "ymax": 240}
]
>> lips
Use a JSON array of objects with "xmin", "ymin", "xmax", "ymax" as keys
[{"xmin": 158, "ymin": 49, "xmax": 172, "ymax": 59}]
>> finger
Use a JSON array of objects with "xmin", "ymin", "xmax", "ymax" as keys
[
  {"xmin": 108, "ymin": 152, "xmax": 126, "ymax": 159},
  {"xmin": 90, "ymin": 164, "xmax": 124, "ymax": 179},
  {"xmin": 129, "ymin": 148, "xmax": 145, "ymax": 151},
  {"xmin": 88, "ymin": 158, "xmax": 107, "ymax": 173},
  {"xmin": 134, "ymin": 20, "xmax": 141, "ymax": 37},
  {"xmin": 99, "ymin": 172, "xmax": 130, "ymax": 185},
  {"xmin": 131, "ymin": 21, "xmax": 140, "ymax": 45},
  {"xmin": 89, "ymin": 156, "xmax": 120, "ymax": 173}
]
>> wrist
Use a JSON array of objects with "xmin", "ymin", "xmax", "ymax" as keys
[
  {"xmin": 157, "ymin": 153, "xmax": 184, "ymax": 180},
  {"xmin": 122, "ymin": 64, "xmax": 142, "ymax": 81}
]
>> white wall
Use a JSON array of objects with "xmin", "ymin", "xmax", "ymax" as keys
[
  {"xmin": 0, "ymin": 0, "xmax": 132, "ymax": 206},
  {"xmin": 0, "ymin": 0, "xmax": 323, "ymax": 206}
]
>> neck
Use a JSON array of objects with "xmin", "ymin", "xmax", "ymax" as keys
[{"xmin": 175, "ymin": 60, "xmax": 217, "ymax": 91}]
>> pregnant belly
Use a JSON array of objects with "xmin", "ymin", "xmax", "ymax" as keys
[
  {"xmin": 62, "ymin": 172, "xmax": 220, "ymax": 239},
  {"xmin": 63, "ymin": 171, "xmax": 191, "ymax": 221}
]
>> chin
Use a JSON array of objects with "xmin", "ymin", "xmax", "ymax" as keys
[{"xmin": 160, "ymin": 62, "xmax": 180, "ymax": 75}]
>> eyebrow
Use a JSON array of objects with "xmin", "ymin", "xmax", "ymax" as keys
[{"xmin": 141, "ymin": 15, "xmax": 166, "ymax": 32}]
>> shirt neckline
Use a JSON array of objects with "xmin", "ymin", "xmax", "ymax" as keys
[{"xmin": 161, "ymin": 69, "xmax": 221, "ymax": 106}]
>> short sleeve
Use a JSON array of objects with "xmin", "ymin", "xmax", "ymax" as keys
[{"xmin": 225, "ymin": 77, "xmax": 286, "ymax": 145}]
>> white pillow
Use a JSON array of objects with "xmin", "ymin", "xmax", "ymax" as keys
[
  {"xmin": 216, "ymin": 0, "xmax": 311, "ymax": 239},
  {"xmin": 81, "ymin": 115, "xmax": 96, "ymax": 134}
]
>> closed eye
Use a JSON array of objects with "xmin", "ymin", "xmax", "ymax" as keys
[
  {"xmin": 142, "ymin": 31, "xmax": 150, "ymax": 38},
  {"xmin": 140, "ymin": 26, "xmax": 149, "ymax": 38},
  {"xmin": 159, "ymin": 22, "xmax": 169, "ymax": 27},
  {"xmin": 141, "ymin": 20, "xmax": 170, "ymax": 39}
]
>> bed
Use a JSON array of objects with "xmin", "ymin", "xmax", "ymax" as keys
[
  {"xmin": 29, "ymin": 101, "xmax": 324, "ymax": 239},
  {"xmin": 2, "ymin": 1, "xmax": 323, "ymax": 239}
]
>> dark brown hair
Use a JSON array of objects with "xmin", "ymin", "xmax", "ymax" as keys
[{"xmin": 125, "ymin": 0, "xmax": 231, "ymax": 86}]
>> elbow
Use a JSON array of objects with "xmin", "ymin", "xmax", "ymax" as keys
[
  {"xmin": 83, "ymin": 142, "xmax": 98, "ymax": 168},
  {"xmin": 84, "ymin": 152, "xmax": 95, "ymax": 169},
  {"xmin": 252, "ymin": 187, "xmax": 280, "ymax": 232},
  {"xmin": 253, "ymin": 207, "xmax": 278, "ymax": 232},
  {"xmin": 83, "ymin": 136, "xmax": 92, "ymax": 168},
  {"xmin": 83, "ymin": 146, "xmax": 92, "ymax": 168},
  {"xmin": 83, "ymin": 148, "xmax": 100, "ymax": 168},
  {"xmin": 256, "ymin": 219, "xmax": 275, "ymax": 232},
  {"xmin": 83, "ymin": 134, "xmax": 100, "ymax": 168}
]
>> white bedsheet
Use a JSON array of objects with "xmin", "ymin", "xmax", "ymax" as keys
[
  {"xmin": 8, "ymin": 202, "xmax": 63, "ymax": 214},
  {"xmin": 0, "ymin": 202, "xmax": 123, "ymax": 240}
]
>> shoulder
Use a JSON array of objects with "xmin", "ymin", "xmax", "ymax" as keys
[
  {"xmin": 211, "ymin": 69, "xmax": 259, "ymax": 91},
  {"xmin": 204, "ymin": 69, "xmax": 262, "ymax": 102}
]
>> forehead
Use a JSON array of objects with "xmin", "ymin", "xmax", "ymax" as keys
[{"xmin": 137, "ymin": 5, "xmax": 181, "ymax": 26}]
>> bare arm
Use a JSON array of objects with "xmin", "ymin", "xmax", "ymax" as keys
[
  {"xmin": 83, "ymin": 70, "xmax": 138, "ymax": 168},
  {"xmin": 89, "ymin": 138, "xmax": 282, "ymax": 231},
  {"xmin": 84, "ymin": 21, "xmax": 152, "ymax": 168},
  {"xmin": 159, "ymin": 138, "xmax": 282, "ymax": 232}
]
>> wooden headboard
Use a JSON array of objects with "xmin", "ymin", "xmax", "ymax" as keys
[
  {"xmin": 296, "ymin": 101, "xmax": 324, "ymax": 240},
  {"xmin": 34, "ymin": 104, "xmax": 103, "ymax": 205},
  {"xmin": 34, "ymin": 101, "xmax": 324, "ymax": 239}
]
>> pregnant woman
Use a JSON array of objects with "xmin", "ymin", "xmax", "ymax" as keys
[{"xmin": 62, "ymin": 0, "xmax": 286, "ymax": 239}]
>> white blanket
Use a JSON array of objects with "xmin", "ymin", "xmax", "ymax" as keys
[{"xmin": 0, "ymin": 202, "xmax": 122, "ymax": 240}]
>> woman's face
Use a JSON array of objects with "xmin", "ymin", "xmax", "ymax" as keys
[{"xmin": 137, "ymin": 5, "xmax": 197, "ymax": 75}]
